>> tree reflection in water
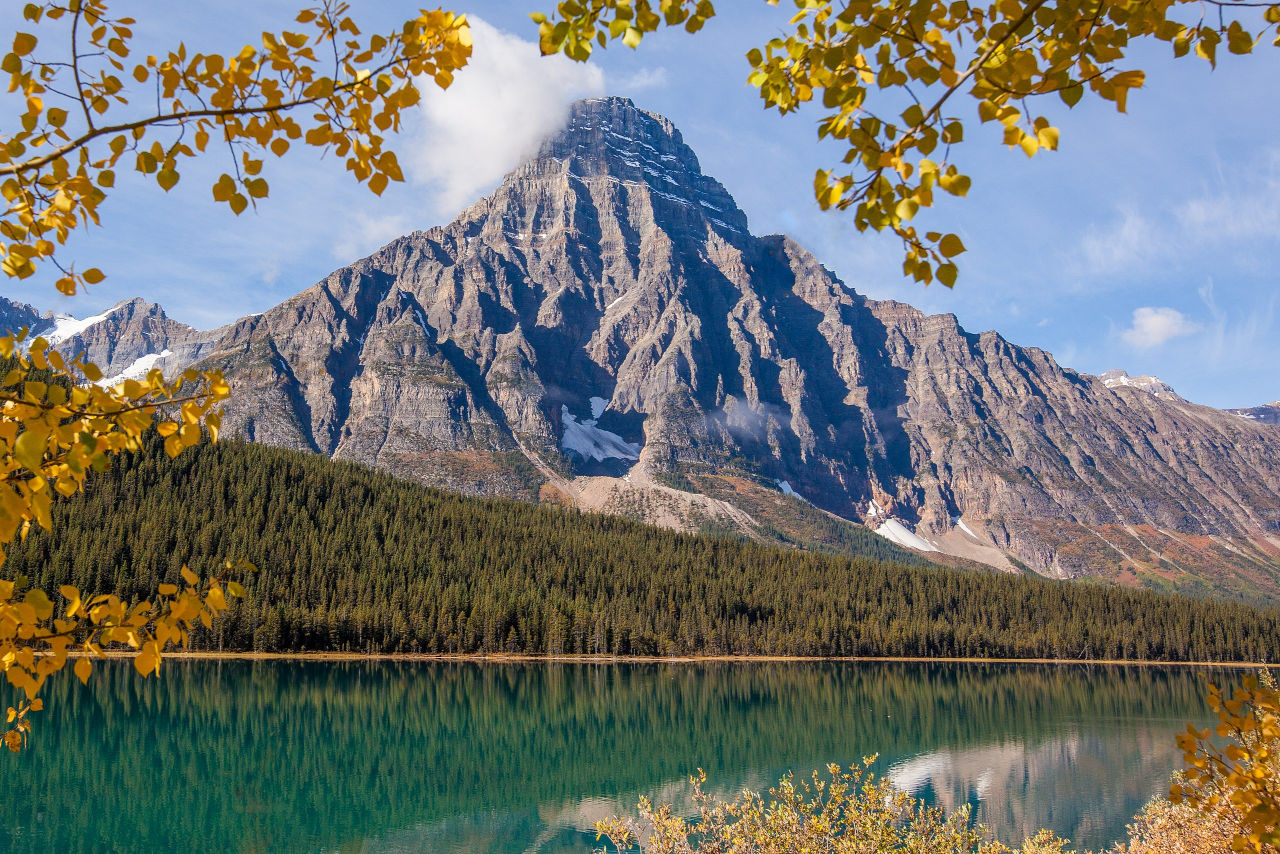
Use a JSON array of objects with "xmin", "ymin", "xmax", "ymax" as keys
[{"xmin": 4, "ymin": 661, "xmax": 1221, "ymax": 853}]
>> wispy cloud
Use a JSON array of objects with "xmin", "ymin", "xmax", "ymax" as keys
[
  {"xmin": 1198, "ymin": 279, "xmax": 1278, "ymax": 364},
  {"xmin": 1176, "ymin": 150, "xmax": 1280, "ymax": 246},
  {"xmin": 1074, "ymin": 149, "xmax": 1280, "ymax": 282},
  {"xmin": 1077, "ymin": 206, "xmax": 1161, "ymax": 278},
  {"xmin": 331, "ymin": 212, "xmax": 413, "ymax": 262},
  {"xmin": 1121, "ymin": 306, "xmax": 1202, "ymax": 349},
  {"xmin": 614, "ymin": 66, "xmax": 670, "ymax": 92},
  {"xmin": 409, "ymin": 17, "xmax": 604, "ymax": 217}
]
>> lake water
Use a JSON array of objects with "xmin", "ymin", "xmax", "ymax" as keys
[{"xmin": 4, "ymin": 661, "xmax": 1229, "ymax": 853}]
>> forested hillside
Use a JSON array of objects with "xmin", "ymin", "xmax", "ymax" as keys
[{"xmin": 6, "ymin": 438, "xmax": 1278, "ymax": 661}]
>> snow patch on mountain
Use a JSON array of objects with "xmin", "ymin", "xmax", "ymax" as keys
[
  {"xmin": 775, "ymin": 479, "xmax": 811, "ymax": 504},
  {"xmin": 100, "ymin": 350, "xmax": 171, "ymax": 386},
  {"xmin": 874, "ymin": 517, "xmax": 939, "ymax": 552},
  {"xmin": 952, "ymin": 515, "xmax": 980, "ymax": 540},
  {"xmin": 44, "ymin": 310, "xmax": 112, "ymax": 345},
  {"xmin": 1099, "ymin": 369, "xmax": 1179, "ymax": 399},
  {"xmin": 561, "ymin": 404, "xmax": 640, "ymax": 462}
]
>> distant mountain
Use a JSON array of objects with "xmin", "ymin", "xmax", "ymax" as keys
[
  {"xmin": 1231, "ymin": 402, "xmax": 1280, "ymax": 426},
  {"xmin": 5, "ymin": 96, "xmax": 1279, "ymax": 599},
  {"xmin": 0, "ymin": 298, "xmax": 43, "ymax": 337},
  {"xmin": 1098, "ymin": 369, "xmax": 1181, "ymax": 400}
]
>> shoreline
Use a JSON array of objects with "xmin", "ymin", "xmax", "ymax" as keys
[{"xmin": 95, "ymin": 651, "xmax": 1270, "ymax": 667}]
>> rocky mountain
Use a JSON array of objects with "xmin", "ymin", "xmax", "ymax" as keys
[
  {"xmin": 1098, "ymin": 369, "xmax": 1181, "ymax": 400},
  {"xmin": 5, "ymin": 96, "xmax": 1279, "ymax": 599},
  {"xmin": 0, "ymin": 297, "xmax": 43, "ymax": 338},
  {"xmin": 1231, "ymin": 403, "xmax": 1280, "ymax": 426}
]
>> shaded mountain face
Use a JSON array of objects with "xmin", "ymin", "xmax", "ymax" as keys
[{"xmin": 6, "ymin": 96, "xmax": 1280, "ymax": 598}]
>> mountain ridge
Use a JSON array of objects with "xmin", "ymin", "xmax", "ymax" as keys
[{"xmin": 5, "ymin": 95, "xmax": 1279, "ymax": 599}]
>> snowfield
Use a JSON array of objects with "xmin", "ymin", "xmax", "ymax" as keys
[
  {"xmin": 561, "ymin": 404, "xmax": 641, "ymax": 463},
  {"xmin": 100, "ymin": 350, "xmax": 171, "ymax": 386},
  {"xmin": 874, "ymin": 518, "xmax": 939, "ymax": 552}
]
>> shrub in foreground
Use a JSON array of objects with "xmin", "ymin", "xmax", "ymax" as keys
[{"xmin": 592, "ymin": 760, "xmax": 1073, "ymax": 854}]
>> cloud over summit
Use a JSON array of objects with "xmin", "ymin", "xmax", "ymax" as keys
[{"xmin": 409, "ymin": 17, "xmax": 605, "ymax": 218}]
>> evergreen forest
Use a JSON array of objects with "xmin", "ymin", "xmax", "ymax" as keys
[{"xmin": 6, "ymin": 438, "xmax": 1278, "ymax": 661}]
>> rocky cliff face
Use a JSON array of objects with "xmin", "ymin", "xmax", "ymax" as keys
[
  {"xmin": 6, "ymin": 96, "xmax": 1279, "ymax": 598},
  {"xmin": 0, "ymin": 298, "xmax": 43, "ymax": 338}
]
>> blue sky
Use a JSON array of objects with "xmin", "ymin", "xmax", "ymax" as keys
[{"xmin": 3, "ymin": 2, "xmax": 1277, "ymax": 408}]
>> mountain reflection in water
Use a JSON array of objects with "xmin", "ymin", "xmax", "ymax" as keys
[{"xmin": 4, "ymin": 661, "xmax": 1222, "ymax": 853}]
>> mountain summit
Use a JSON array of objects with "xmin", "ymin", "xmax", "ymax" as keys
[{"xmin": 10, "ymin": 96, "xmax": 1280, "ymax": 598}]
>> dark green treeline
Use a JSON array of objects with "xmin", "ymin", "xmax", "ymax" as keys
[{"xmin": 6, "ymin": 439, "xmax": 1279, "ymax": 659}]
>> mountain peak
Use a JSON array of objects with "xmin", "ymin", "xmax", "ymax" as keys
[
  {"xmin": 516, "ymin": 95, "xmax": 750, "ymax": 237},
  {"xmin": 1099, "ymin": 369, "xmax": 1180, "ymax": 400}
]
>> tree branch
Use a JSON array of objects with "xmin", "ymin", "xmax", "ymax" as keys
[
  {"xmin": 0, "ymin": 53, "xmax": 407, "ymax": 178},
  {"xmin": 70, "ymin": 5, "xmax": 95, "ymax": 132}
]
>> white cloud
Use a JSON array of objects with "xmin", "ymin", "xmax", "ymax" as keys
[
  {"xmin": 331, "ymin": 212, "xmax": 413, "ymax": 261},
  {"xmin": 614, "ymin": 66, "xmax": 670, "ymax": 92},
  {"xmin": 1121, "ymin": 306, "xmax": 1202, "ymax": 349},
  {"xmin": 409, "ymin": 17, "xmax": 605, "ymax": 216}
]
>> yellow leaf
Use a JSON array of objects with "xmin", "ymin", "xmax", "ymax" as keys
[
  {"xmin": 74, "ymin": 657, "xmax": 91, "ymax": 684},
  {"xmin": 938, "ymin": 233, "xmax": 966, "ymax": 257},
  {"xmin": 13, "ymin": 429, "xmax": 45, "ymax": 472},
  {"xmin": 133, "ymin": 647, "xmax": 157, "ymax": 677},
  {"xmin": 25, "ymin": 587, "xmax": 54, "ymax": 619},
  {"xmin": 937, "ymin": 262, "xmax": 958, "ymax": 287},
  {"xmin": 13, "ymin": 32, "xmax": 36, "ymax": 57}
]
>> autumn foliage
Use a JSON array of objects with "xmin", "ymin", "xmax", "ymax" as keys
[
  {"xmin": 1, "ymin": 1, "xmax": 474, "ymax": 752},
  {"xmin": 1172, "ymin": 674, "xmax": 1280, "ymax": 852},
  {"xmin": 2, "ymin": 0, "xmax": 471, "ymax": 295}
]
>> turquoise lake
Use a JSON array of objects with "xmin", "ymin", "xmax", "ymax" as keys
[{"xmin": 4, "ymin": 661, "xmax": 1230, "ymax": 853}]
